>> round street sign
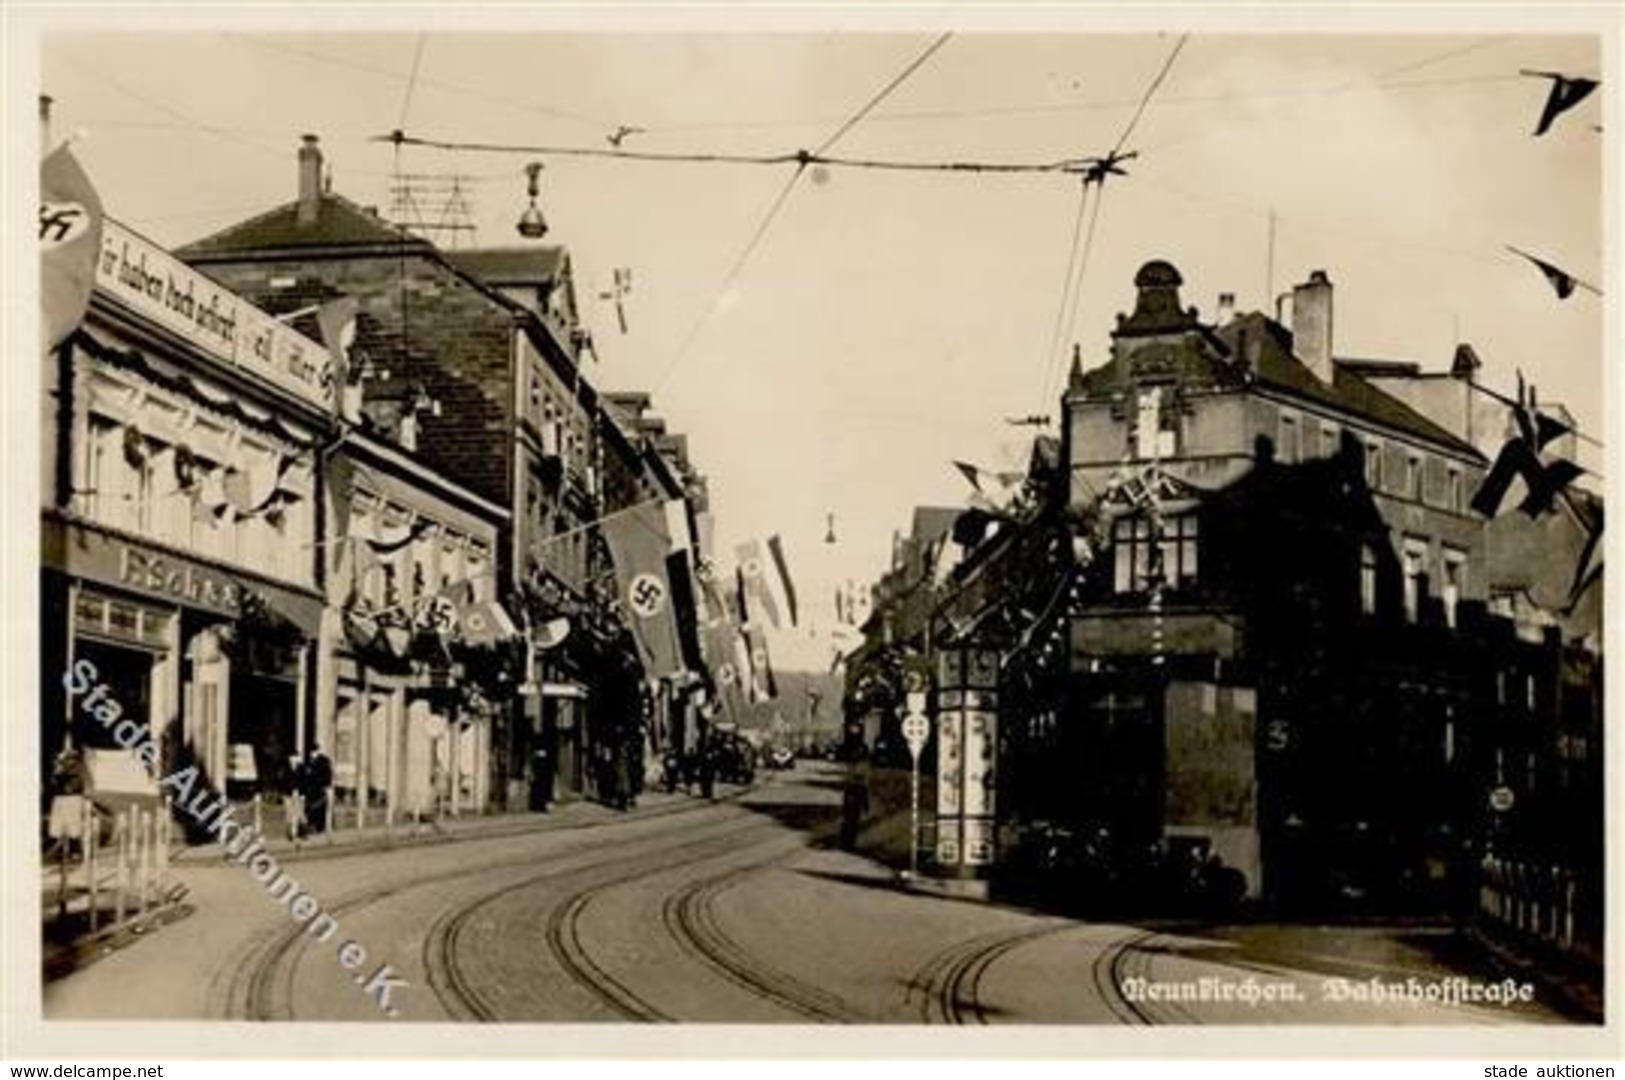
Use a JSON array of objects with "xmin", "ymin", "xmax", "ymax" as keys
[
  {"xmin": 1489, "ymin": 786, "xmax": 1516, "ymax": 813},
  {"xmin": 902, "ymin": 713, "xmax": 930, "ymax": 757}
]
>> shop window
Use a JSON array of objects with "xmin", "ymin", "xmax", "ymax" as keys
[
  {"xmin": 1112, "ymin": 514, "xmax": 1198, "ymax": 593},
  {"xmin": 70, "ymin": 638, "xmax": 154, "ymax": 751}
]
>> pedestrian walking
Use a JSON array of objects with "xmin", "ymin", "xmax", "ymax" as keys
[
  {"xmin": 286, "ymin": 756, "xmax": 308, "ymax": 841},
  {"xmin": 301, "ymin": 745, "xmax": 332, "ymax": 835},
  {"xmin": 613, "ymin": 743, "xmax": 633, "ymax": 811},
  {"xmin": 530, "ymin": 741, "xmax": 555, "ymax": 812},
  {"xmin": 698, "ymin": 736, "xmax": 717, "ymax": 801}
]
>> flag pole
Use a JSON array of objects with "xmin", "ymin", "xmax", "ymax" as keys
[{"xmin": 531, "ymin": 494, "xmax": 671, "ymax": 551}]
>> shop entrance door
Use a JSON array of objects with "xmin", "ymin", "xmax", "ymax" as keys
[{"xmin": 189, "ymin": 633, "xmax": 231, "ymax": 795}]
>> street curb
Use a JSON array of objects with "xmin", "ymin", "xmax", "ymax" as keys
[
  {"xmin": 43, "ymin": 896, "xmax": 194, "ymax": 984},
  {"xmin": 169, "ymin": 789, "xmax": 743, "ymax": 866}
]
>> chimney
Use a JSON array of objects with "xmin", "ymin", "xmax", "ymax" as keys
[
  {"xmin": 40, "ymin": 94, "xmax": 53, "ymax": 158},
  {"xmin": 1215, "ymin": 291, "xmax": 1236, "ymax": 325},
  {"xmin": 297, "ymin": 134, "xmax": 323, "ymax": 227},
  {"xmin": 1291, "ymin": 270, "xmax": 1334, "ymax": 384}
]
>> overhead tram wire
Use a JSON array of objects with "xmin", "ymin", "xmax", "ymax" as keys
[
  {"xmin": 1037, "ymin": 33, "xmax": 1189, "ymax": 408},
  {"xmin": 813, "ymin": 31, "xmax": 953, "ymax": 155},
  {"xmin": 645, "ymin": 31, "xmax": 955, "ymax": 397},
  {"xmin": 376, "ymin": 133, "xmax": 1117, "ymax": 177},
  {"xmin": 397, "ymin": 34, "xmax": 428, "ymax": 133},
  {"xmin": 1110, "ymin": 33, "xmax": 1189, "ymax": 159},
  {"xmin": 1038, "ymin": 182, "xmax": 1093, "ymax": 398},
  {"xmin": 1055, "ymin": 182, "xmax": 1108, "ymax": 391},
  {"xmin": 392, "ymin": 34, "xmax": 429, "ymax": 400}
]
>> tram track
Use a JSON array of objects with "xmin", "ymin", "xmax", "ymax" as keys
[
  {"xmin": 660, "ymin": 847, "xmax": 868, "ymax": 1023},
  {"xmin": 219, "ymin": 796, "xmax": 745, "ymax": 1020},
  {"xmin": 429, "ymin": 816, "xmax": 780, "ymax": 1022},
  {"xmin": 908, "ymin": 922, "xmax": 1073, "ymax": 1024}
]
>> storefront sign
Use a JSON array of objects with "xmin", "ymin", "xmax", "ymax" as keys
[
  {"xmin": 48, "ymin": 516, "xmax": 321, "ymax": 630},
  {"xmin": 95, "ymin": 220, "xmax": 335, "ymax": 412},
  {"xmin": 120, "ymin": 545, "xmax": 242, "ymax": 612}
]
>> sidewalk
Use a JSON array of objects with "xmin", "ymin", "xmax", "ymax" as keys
[
  {"xmin": 171, "ymin": 786, "xmax": 710, "ymax": 864},
  {"xmin": 46, "ymin": 786, "xmax": 729, "ymax": 984}
]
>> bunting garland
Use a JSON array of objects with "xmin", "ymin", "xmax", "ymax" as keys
[{"xmin": 1470, "ymin": 375, "xmax": 1582, "ymax": 519}]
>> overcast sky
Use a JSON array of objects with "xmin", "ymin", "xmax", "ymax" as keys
[{"xmin": 38, "ymin": 25, "xmax": 1605, "ymax": 667}]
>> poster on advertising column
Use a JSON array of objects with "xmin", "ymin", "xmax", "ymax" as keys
[
  {"xmin": 934, "ymin": 709, "xmax": 963, "ymax": 864},
  {"xmin": 961, "ymin": 710, "xmax": 997, "ymax": 817},
  {"xmin": 962, "ymin": 710, "xmax": 997, "ymax": 866}
]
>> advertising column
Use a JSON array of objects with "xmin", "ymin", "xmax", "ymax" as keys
[{"xmin": 934, "ymin": 646, "xmax": 1000, "ymax": 874}]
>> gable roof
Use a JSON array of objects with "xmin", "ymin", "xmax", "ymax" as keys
[
  {"xmin": 179, "ymin": 193, "xmax": 428, "ymax": 258},
  {"xmin": 1219, "ymin": 313, "xmax": 1481, "ymax": 457},
  {"xmin": 445, "ymin": 246, "xmax": 569, "ymax": 286}
]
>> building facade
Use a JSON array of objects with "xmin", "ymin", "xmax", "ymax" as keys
[
  {"xmin": 42, "ymin": 215, "xmax": 332, "ymax": 816},
  {"xmin": 318, "ymin": 429, "xmax": 508, "ymax": 828},
  {"xmin": 178, "ymin": 135, "xmax": 711, "ymax": 811}
]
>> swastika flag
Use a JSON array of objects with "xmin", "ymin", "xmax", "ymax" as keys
[
  {"xmin": 600, "ymin": 500, "xmax": 685, "ymax": 677},
  {"xmin": 40, "ymin": 144, "xmax": 104, "ymax": 350}
]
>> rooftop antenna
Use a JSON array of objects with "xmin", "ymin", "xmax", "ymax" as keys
[
  {"xmin": 388, "ymin": 149, "xmax": 479, "ymax": 249},
  {"xmin": 598, "ymin": 267, "xmax": 632, "ymax": 333}
]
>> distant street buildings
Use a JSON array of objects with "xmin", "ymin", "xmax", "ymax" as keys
[{"xmin": 39, "ymin": 124, "xmax": 749, "ymax": 857}]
